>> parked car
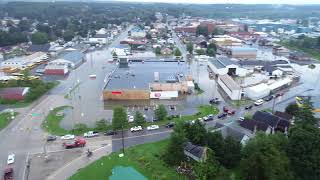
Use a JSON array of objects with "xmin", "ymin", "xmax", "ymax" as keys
[
  {"xmin": 254, "ymin": 99, "xmax": 264, "ymax": 106},
  {"xmin": 84, "ymin": 131, "xmax": 99, "ymax": 138},
  {"xmin": 144, "ymin": 106, "xmax": 149, "ymax": 111},
  {"xmin": 61, "ymin": 134, "xmax": 75, "ymax": 140},
  {"xmin": 169, "ymin": 105, "xmax": 175, "ymax": 110},
  {"xmin": 165, "ymin": 122, "xmax": 175, "ymax": 128},
  {"xmin": 130, "ymin": 126, "xmax": 143, "ymax": 132},
  {"xmin": 209, "ymin": 98, "xmax": 220, "ymax": 104},
  {"xmin": 104, "ymin": 130, "xmax": 117, "ymax": 136},
  {"xmin": 245, "ymin": 105, "xmax": 253, "ymax": 110},
  {"xmin": 147, "ymin": 125, "xmax": 159, "ymax": 131},
  {"xmin": 218, "ymin": 113, "xmax": 227, "ymax": 119},
  {"xmin": 47, "ymin": 135, "xmax": 57, "ymax": 142},
  {"xmin": 7, "ymin": 154, "xmax": 15, "ymax": 165},
  {"xmin": 223, "ymin": 106, "xmax": 235, "ymax": 115},
  {"xmin": 263, "ymin": 95, "xmax": 274, "ymax": 102},
  {"xmin": 2, "ymin": 168, "xmax": 13, "ymax": 180},
  {"xmin": 128, "ymin": 115, "xmax": 134, "ymax": 123}
]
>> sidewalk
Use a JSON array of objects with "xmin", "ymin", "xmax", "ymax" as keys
[{"xmin": 47, "ymin": 143, "xmax": 112, "ymax": 180}]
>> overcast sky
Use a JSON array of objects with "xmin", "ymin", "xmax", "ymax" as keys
[{"xmin": 113, "ymin": 0, "xmax": 320, "ymax": 4}]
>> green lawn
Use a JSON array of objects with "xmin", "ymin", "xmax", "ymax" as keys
[
  {"xmin": 70, "ymin": 140, "xmax": 186, "ymax": 180},
  {"xmin": 42, "ymin": 106, "xmax": 70, "ymax": 135},
  {"xmin": 0, "ymin": 112, "xmax": 19, "ymax": 130},
  {"xmin": 230, "ymin": 99, "xmax": 253, "ymax": 107}
]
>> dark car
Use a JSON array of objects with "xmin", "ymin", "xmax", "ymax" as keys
[
  {"xmin": 47, "ymin": 135, "xmax": 57, "ymax": 142},
  {"xmin": 263, "ymin": 96, "xmax": 274, "ymax": 101},
  {"xmin": 144, "ymin": 106, "xmax": 149, "ymax": 111},
  {"xmin": 209, "ymin": 98, "xmax": 220, "ymax": 104},
  {"xmin": 275, "ymin": 92, "xmax": 284, "ymax": 97},
  {"xmin": 245, "ymin": 105, "xmax": 253, "ymax": 110},
  {"xmin": 169, "ymin": 105, "xmax": 175, "ymax": 110},
  {"xmin": 218, "ymin": 113, "xmax": 227, "ymax": 119},
  {"xmin": 165, "ymin": 122, "xmax": 175, "ymax": 128},
  {"xmin": 104, "ymin": 130, "xmax": 117, "ymax": 136}
]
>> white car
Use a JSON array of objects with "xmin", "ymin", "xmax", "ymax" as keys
[
  {"xmin": 239, "ymin": 117, "xmax": 245, "ymax": 121},
  {"xmin": 84, "ymin": 131, "xmax": 99, "ymax": 138},
  {"xmin": 7, "ymin": 153, "xmax": 15, "ymax": 164},
  {"xmin": 61, "ymin": 134, "xmax": 75, "ymax": 140},
  {"xmin": 128, "ymin": 115, "xmax": 134, "ymax": 123},
  {"xmin": 147, "ymin": 125, "xmax": 159, "ymax": 131},
  {"xmin": 130, "ymin": 126, "xmax": 143, "ymax": 132},
  {"xmin": 254, "ymin": 99, "xmax": 264, "ymax": 106}
]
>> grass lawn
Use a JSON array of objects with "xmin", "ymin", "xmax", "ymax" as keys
[
  {"xmin": 70, "ymin": 139, "xmax": 186, "ymax": 180},
  {"xmin": 230, "ymin": 99, "xmax": 253, "ymax": 107},
  {"xmin": 42, "ymin": 106, "xmax": 70, "ymax": 135},
  {"xmin": 0, "ymin": 112, "xmax": 19, "ymax": 130}
]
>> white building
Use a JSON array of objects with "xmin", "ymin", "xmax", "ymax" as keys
[
  {"xmin": 130, "ymin": 27, "xmax": 146, "ymax": 38},
  {"xmin": 208, "ymin": 57, "xmax": 250, "ymax": 77},
  {"xmin": 217, "ymin": 74, "xmax": 242, "ymax": 100},
  {"xmin": 89, "ymin": 34, "xmax": 109, "ymax": 44},
  {"xmin": 245, "ymin": 83, "xmax": 271, "ymax": 100}
]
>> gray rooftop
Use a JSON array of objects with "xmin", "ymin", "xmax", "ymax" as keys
[
  {"xmin": 209, "ymin": 57, "xmax": 238, "ymax": 69},
  {"xmin": 60, "ymin": 51, "xmax": 85, "ymax": 64},
  {"xmin": 106, "ymin": 62, "xmax": 189, "ymax": 90}
]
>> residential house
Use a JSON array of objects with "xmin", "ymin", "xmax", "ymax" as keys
[
  {"xmin": 272, "ymin": 46, "xmax": 290, "ymax": 56},
  {"xmin": 239, "ymin": 119, "xmax": 272, "ymax": 134},
  {"xmin": 89, "ymin": 34, "xmax": 109, "ymax": 44},
  {"xmin": 161, "ymin": 48, "xmax": 173, "ymax": 56},
  {"xmin": 214, "ymin": 124, "xmax": 251, "ymax": 145},
  {"xmin": 184, "ymin": 142, "xmax": 207, "ymax": 162},
  {"xmin": 289, "ymin": 52, "xmax": 311, "ymax": 61},
  {"xmin": 27, "ymin": 43, "xmax": 51, "ymax": 53}
]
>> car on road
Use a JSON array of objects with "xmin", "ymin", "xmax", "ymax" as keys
[
  {"xmin": 223, "ymin": 106, "xmax": 236, "ymax": 115},
  {"xmin": 104, "ymin": 130, "xmax": 117, "ymax": 136},
  {"xmin": 128, "ymin": 115, "xmax": 134, "ymax": 123},
  {"xmin": 2, "ymin": 167, "xmax": 13, "ymax": 180},
  {"xmin": 63, "ymin": 138, "xmax": 86, "ymax": 149},
  {"xmin": 89, "ymin": 74, "xmax": 96, "ymax": 79},
  {"xmin": 245, "ymin": 105, "xmax": 253, "ymax": 110},
  {"xmin": 130, "ymin": 126, "xmax": 143, "ymax": 132},
  {"xmin": 144, "ymin": 106, "xmax": 149, "ymax": 111},
  {"xmin": 254, "ymin": 99, "xmax": 264, "ymax": 106},
  {"xmin": 61, "ymin": 134, "xmax": 75, "ymax": 140},
  {"xmin": 47, "ymin": 135, "xmax": 57, "ymax": 142},
  {"xmin": 165, "ymin": 122, "xmax": 175, "ymax": 128},
  {"xmin": 169, "ymin": 105, "xmax": 175, "ymax": 110},
  {"xmin": 238, "ymin": 117, "xmax": 245, "ymax": 121},
  {"xmin": 263, "ymin": 95, "xmax": 274, "ymax": 102},
  {"xmin": 84, "ymin": 131, "xmax": 99, "ymax": 138},
  {"xmin": 147, "ymin": 125, "xmax": 159, "ymax": 131},
  {"xmin": 7, "ymin": 154, "xmax": 15, "ymax": 165},
  {"xmin": 218, "ymin": 113, "xmax": 228, "ymax": 119}
]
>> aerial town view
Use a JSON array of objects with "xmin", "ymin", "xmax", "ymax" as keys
[{"xmin": 0, "ymin": 1, "xmax": 320, "ymax": 180}]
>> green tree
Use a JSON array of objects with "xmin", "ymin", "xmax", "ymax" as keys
[
  {"xmin": 186, "ymin": 43, "xmax": 193, "ymax": 54},
  {"xmin": 195, "ymin": 49, "xmax": 205, "ymax": 55},
  {"xmin": 295, "ymin": 101, "xmax": 318, "ymax": 126},
  {"xmin": 207, "ymin": 42, "xmax": 217, "ymax": 52},
  {"xmin": 240, "ymin": 133, "xmax": 293, "ymax": 180},
  {"xmin": 285, "ymin": 103, "xmax": 300, "ymax": 116},
  {"xmin": 63, "ymin": 30, "xmax": 75, "ymax": 41},
  {"xmin": 112, "ymin": 106, "xmax": 127, "ymax": 131},
  {"xmin": 287, "ymin": 125, "xmax": 320, "ymax": 180},
  {"xmin": 196, "ymin": 26, "xmax": 208, "ymax": 37},
  {"xmin": 221, "ymin": 136, "xmax": 241, "ymax": 168},
  {"xmin": 207, "ymin": 132, "xmax": 225, "ymax": 162},
  {"xmin": 155, "ymin": 105, "xmax": 167, "ymax": 121},
  {"xmin": 163, "ymin": 121, "xmax": 187, "ymax": 165},
  {"xmin": 174, "ymin": 48, "xmax": 182, "ymax": 57},
  {"xmin": 31, "ymin": 32, "xmax": 49, "ymax": 44},
  {"xmin": 72, "ymin": 123, "xmax": 88, "ymax": 133},
  {"xmin": 95, "ymin": 119, "xmax": 109, "ymax": 131},
  {"xmin": 194, "ymin": 148, "xmax": 226, "ymax": 180},
  {"xmin": 134, "ymin": 111, "xmax": 145, "ymax": 126},
  {"xmin": 185, "ymin": 120, "xmax": 207, "ymax": 146},
  {"xmin": 155, "ymin": 46, "xmax": 161, "ymax": 55},
  {"xmin": 206, "ymin": 48, "xmax": 216, "ymax": 57}
]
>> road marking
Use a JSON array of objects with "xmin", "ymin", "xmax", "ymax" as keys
[
  {"xmin": 22, "ymin": 152, "xmax": 29, "ymax": 180},
  {"xmin": 112, "ymin": 130, "xmax": 172, "ymax": 141}
]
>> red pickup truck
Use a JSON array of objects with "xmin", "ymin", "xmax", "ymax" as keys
[
  {"xmin": 63, "ymin": 138, "xmax": 86, "ymax": 149},
  {"xmin": 2, "ymin": 168, "xmax": 13, "ymax": 180}
]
